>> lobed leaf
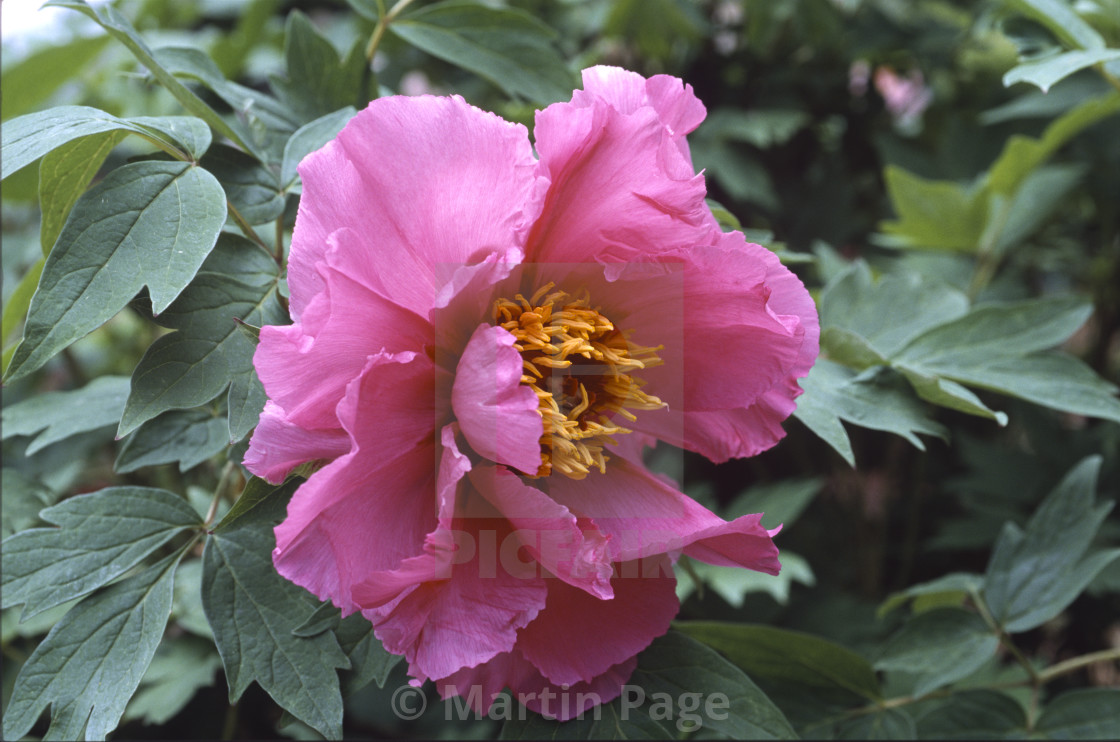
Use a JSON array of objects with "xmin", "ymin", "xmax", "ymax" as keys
[
  {"xmin": 793, "ymin": 361, "xmax": 949, "ymax": 466},
  {"xmin": 391, "ymin": 0, "xmax": 576, "ymax": 105},
  {"xmin": 117, "ymin": 233, "xmax": 283, "ymax": 439},
  {"xmin": 1, "ymin": 105, "xmax": 211, "ymax": 180},
  {"xmin": 984, "ymin": 456, "xmax": 1120, "ymax": 632},
  {"xmin": 121, "ymin": 635, "xmax": 222, "ymax": 727},
  {"xmin": 819, "ymin": 262, "xmax": 969, "ymax": 359},
  {"xmin": 873, "ymin": 608, "xmax": 999, "ymax": 698},
  {"xmin": 202, "ymin": 482, "xmax": 348, "ymax": 739},
  {"xmin": 1, "ymin": 487, "xmax": 201, "ymax": 620},
  {"xmin": 115, "ymin": 408, "xmax": 231, "ymax": 474},
  {"xmin": 1, "ymin": 468, "xmax": 55, "ymax": 539},
  {"xmin": 45, "ymin": 0, "xmax": 256, "ymax": 156},
  {"xmin": 2, "ymin": 552, "xmax": 182, "ymax": 742},
  {"xmin": 5, "ymin": 161, "xmax": 227, "ymax": 381},
  {"xmin": 2, "ymin": 375, "xmax": 130, "ymax": 455}
]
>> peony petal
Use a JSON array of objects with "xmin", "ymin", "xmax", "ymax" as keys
[
  {"xmin": 469, "ymin": 465, "xmax": 614, "ymax": 599},
  {"xmin": 243, "ymin": 401, "xmax": 350, "ymax": 484},
  {"xmin": 527, "ymin": 76, "xmax": 716, "ymax": 266},
  {"xmin": 574, "ymin": 66, "xmax": 706, "ymax": 171},
  {"xmin": 273, "ymin": 439, "xmax": 439, "ymax": 614},
  {"xmin": 545, "ymin": 455, "xmax": 780, "ymax": 574},
  {"xmin": 601, "ymin": 235, "xmax": 817, "ymax": 462},
  {"xmin": 437, "ymin": 649, "xmax": 638, "ymax": 721},
  {"xmin": 255, "ymin": 233, "xmax": 432, "ymax": 431},
  {"xmin": 358, "ymin": 512, "xmax": 548, "ymax": 683},
  {"xmin": 288, "ymin": 95, "xmax": 544, "ymax": 320},
  {"xmin": 516, "ymin": 554, "xmax": 678, "ymax": 687},
  {"xmin": 452, "ymin": 323, "xmax": 544, "ymax": 474},
  {"xmin": 271, "ymin": 351, "xmax": 444, "ymax": 612}
]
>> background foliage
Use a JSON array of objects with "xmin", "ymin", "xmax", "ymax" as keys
[{"xmin": 2, "ymin": 0, "xmax": 1119, "ymax": 739}]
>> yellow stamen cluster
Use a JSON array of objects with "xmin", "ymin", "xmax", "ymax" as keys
[{"xmin": 494, "ymin": 283, "xmax": 665, "ymax": 479}]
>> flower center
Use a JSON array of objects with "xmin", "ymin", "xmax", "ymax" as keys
[{"xmin": 493, "ymin": 283, "xmax": 666, "ymax": 479}]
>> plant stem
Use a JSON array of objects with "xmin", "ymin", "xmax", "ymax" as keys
[
  {"xmin": 227, "ymin": 201, "xmax": 272, "ymax": 257},
  {"xmin": 364, "ymin": 0, "xmax": 420, "ymax": 62},
  {"xmin": 1038, "ymin": 646, "xmax": 1120, "ymax": 683},
  {"xmin": 206, "ymin": 461, "xmax": 237, "ymax": 527}
]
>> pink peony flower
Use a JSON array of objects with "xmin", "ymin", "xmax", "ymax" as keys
[{"xmin": 245, "ymin": 66, "xmax": 819, "ymax": 720}]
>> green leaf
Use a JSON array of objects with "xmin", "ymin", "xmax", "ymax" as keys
[
  {"xmin": 1004, "ymin": 0, "xmax": 1107, "ymax": 50},
  {"xmin": 677, "ymin": 552, "xmax": 815, "ymax": 607},
  {"xmin": 271, "ymin": 11, "xmax": 369, "ymax": 122},
  {"xmin": 171, "ymin": 558, "xmax": 213, "ymax": 639},
  {"xmin": 2, "ymin": 258, "xmax": 43, "ymax": 366},
  {"xmin": 391, "ymin": 0, "xmax": 576, "ymax": 105},
  {"xmin": 933, "ymin": 351, "xmax": 1120, "ymax": 423},
  {"xmin": 5, "ymin": 161, "xmax": 227, "ymax": 381},
  {"xmin": 281, "ymin": 107, "xmax": 356, "ymax": 190},
  {"xmin": 227, "ymin": 370, "xmax": 269, "ymax": 443},
  {"xmin": 199, "ymin": 145, "xmax": 285, "ymax": 226},
  {"xmin": 793, "ymin": 361, "xmax": 949, "ymax": 466},
  {"xmin": 986, "ymin": 92, "xmax": 1120, "ymax": 196},
  {"xmin": 1, "ymin": 106, "xmax": 211, "ymax": 180},
  {"xmin": 901, "ymin": 296, "xmax": 1090, "ymax": 363},
  {"xmin": 891, "ymin": 296, "xmax": 1120, "ymax": 423},
  {"xmin": 1035, "ymin": 688, "xmax": 1120, "ymax": 739},
  {"xmin": 2, "ymin": 375, "xmax": 131, "ymax": 455},
  {"xmin": 820, "ymin": 263, "xmax": 970, "ymax": 358},
  {"xmin": 1, "ymin": 469, "xmax": 54, "ymax": 539},
  {"xmin": 117, "ymin": 233, "xmax": 283, "ymax": 438},
  {"xmin": 46, "ymin": 0, "xmax": 257, "ymax": 156},
  {"xmin": 153, "ymin": 46, "xmax": 298, "ymax": 165},
  {"xmin": 121, "ymin": 635, "xmax": 222, "ymax": 726},
  {"xmin": 1004, "ymin": 48, "xmax": 1120, "ymax": 91},
  {"xmin": 202, "ymin": 481, "xmax": 348, "ymax": 739},
  {"xmin": 0, "ymin": 34, "xmax": 111, "ymax": 121},
  {"xmin": 115, "ymin": 408, "xmax": 231, "ymax": 473},
  {"xmin": 894, "ymin": 367, "xmax": 1009, "ymax": 424},
  {"xmin": 676, "ymin": 621, "xmax": 882, "ymax": 701},
  {"xmin": 873, "ymin": 608, "xmax": 999, "ymax": 698},
  {"xmin": 987, "ymin": 164, "xmax": 1085, "ymax": 256},
  {"xmin": 627, "ymin": 631, "xmax": 797, "ymax": 739},
  {"xmin": 336, "ymin": 614, "xmax": 403, "ymax": 694},
  {"xmin": 1, "ymin": 487, "xmax": 201, "ymax": 620},
  {"xmin": 914, "ymin": 689, "xmax": 1027, "ymax": 739},
  {"xmin": 878, "ymin": 166, "xmax": 988, "ymax": 251},
  {"xmin": 984, "ymin": 456, "xmax": 1120, "ymax": 632},
  {"xmin": 835, "ymin": 708, "xmax": 915, "ymax": 740},
  {"xmin": 878, "ymin": 572, "xmax": 985, "ymax": 616},
  {"xmin": 2, "ymin": 551, "xmax": 182, "ymax": 742},
  {"xmin": 213, "ymin": 474, "xmax": 296, "ymax": 533},
  {"xmin": 39, "ymin": 132, "xmax": 127, "ymax": 255},
  {"xmin": 725, "ymin": 477, "xmax": 824, "ymax": 530}
]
